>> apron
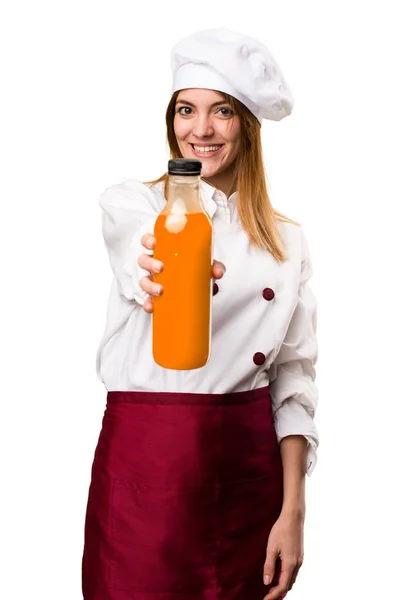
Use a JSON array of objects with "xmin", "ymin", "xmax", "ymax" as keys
[{"xmin": 82, "ymin": 385, "xmax": 284, "ymax": 600}]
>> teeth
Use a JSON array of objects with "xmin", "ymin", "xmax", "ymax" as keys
[{"xmin": 193, "ymin": 145, "xmax": 222, "ymax": 153}]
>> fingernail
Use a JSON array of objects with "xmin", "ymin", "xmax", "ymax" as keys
[
  {"xmin": 264, "ymin": 574, "xmax": 271, "ymax": 584},
  {"xmin": 154, "ymin": 262, "xmax": 163, "ymax": 273},
  {"xmin": 153, "ymin": 284, "xmax": 162, "ymax": 295}
]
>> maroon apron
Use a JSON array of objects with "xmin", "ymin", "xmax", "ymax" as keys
[{"xmin": 82, "ymin": 385, "xmax": 284, "ymax": 600}]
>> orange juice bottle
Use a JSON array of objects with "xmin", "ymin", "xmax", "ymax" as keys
[{"xmin": 152, "ymin": 159, "xmax": 213, "ymax": 370}]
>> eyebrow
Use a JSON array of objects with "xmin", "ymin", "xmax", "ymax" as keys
[{"xmin": 176, "ymin": 99, "xmax": 230, "ymax": 108}]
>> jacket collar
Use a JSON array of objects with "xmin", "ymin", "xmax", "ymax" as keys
[
  {"xmin": 200, "ymin": 179, "xmax": 237, "ymax": 218},
  {"xmin": 200, "ymin": 179, "xmax": 218, "ymax": 218}
]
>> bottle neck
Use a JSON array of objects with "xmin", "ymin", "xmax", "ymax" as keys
[{"xmin": 165, "ymin": 175, "xmax": 203, "ymax": 214}]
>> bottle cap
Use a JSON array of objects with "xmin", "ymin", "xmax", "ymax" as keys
[{"xmin": 168, "ymin": 159, "xmax": 202, "ymax": 176}]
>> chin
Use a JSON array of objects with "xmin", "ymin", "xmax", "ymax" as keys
[{"xmin": 199, "ymin": 164, "xmax": 220, "ymax": 178}]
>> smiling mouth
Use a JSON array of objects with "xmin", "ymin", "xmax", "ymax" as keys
[{"xmin": 190, "ymin": 143, "xmax": 224, "ymax": 156}]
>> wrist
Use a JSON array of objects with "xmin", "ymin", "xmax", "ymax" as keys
[
  {"xmin": 280, "ymin": 503, "xmax": 305, "ymax": 522},
  {"xmin": 281, "ymin": 475, "xmax": 306, "ymax": 519}
]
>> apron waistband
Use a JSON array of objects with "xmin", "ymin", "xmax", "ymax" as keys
[{"xmin": 107, "ymin": 385, "xmax": 270, "ymax": 406}]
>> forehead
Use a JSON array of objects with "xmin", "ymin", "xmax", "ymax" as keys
[{"xmin": 176, "ymin": 88, "xmax": 227, "ymax": 104}]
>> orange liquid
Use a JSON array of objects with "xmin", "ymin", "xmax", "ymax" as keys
[{"xmin": 152, "ymin": 212, "xmax": 212, "ymax": 370}]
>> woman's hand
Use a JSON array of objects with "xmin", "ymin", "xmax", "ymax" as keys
[
  {"xmin": 263, "ymin": 512, "xmax": 304, "ymax": 600},
  {"xmin": 138, "ymin": 233, "xmax": 226, "ymax": 314}
]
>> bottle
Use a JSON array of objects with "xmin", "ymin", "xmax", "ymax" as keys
[{"xmin": 152, "ymin": 159, "xmax": 213, "ymax": 370}]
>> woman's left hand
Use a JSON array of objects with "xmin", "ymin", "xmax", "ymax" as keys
[{"xmin": 262, "ymin": 511, "xmax": 304, "ymax": 600}]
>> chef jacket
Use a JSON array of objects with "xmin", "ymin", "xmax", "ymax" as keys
[{"xmin": 96, "ymin": 178, "xmax": 319, "ymax": 475}]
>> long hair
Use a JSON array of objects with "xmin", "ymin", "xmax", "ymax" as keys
[{"xmin": 145, "ymin": 91, "xmax": 298, "ymax": 262}]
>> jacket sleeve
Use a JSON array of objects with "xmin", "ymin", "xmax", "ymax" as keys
[
  {"xmin": 268, "ymin": 227, "xmax": 319, "ymax": 476},
  {"xmin": 99, "ymin": 180, "xmax": 163, "ymax": 305}
]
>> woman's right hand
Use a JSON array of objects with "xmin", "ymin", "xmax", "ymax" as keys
[
  {"xmin": 138, "ymin": 233, "xmax": 226, "ymax": 314},
  {"xmin": 138, "ymin": 233, "xmax": 165, "ymax": 314}
]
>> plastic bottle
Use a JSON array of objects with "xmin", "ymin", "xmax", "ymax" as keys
[{"xmin": 152, "ymin": 159, "xmax": 213, "ymax": 370}]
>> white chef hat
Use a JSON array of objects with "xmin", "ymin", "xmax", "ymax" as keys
[{"xmin": 171, "ymin": 28, "xmax": 294, "ymax": 124}]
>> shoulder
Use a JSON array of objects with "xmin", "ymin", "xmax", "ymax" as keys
[
  {"xmin": 99, "ymin": 178, "xmax": 166, "ymax": 211},
  {"xmin": 276, "ymin": 219, "xmax": 306, "ymax": 253},
  {"xmin": 277, "ymin": 220, "xmax": 313, "ymax": 277}
]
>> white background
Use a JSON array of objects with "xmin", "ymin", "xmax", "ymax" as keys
[{"xmin": 1, "ymin": 1, "xmax": 399, "ymax": 598}]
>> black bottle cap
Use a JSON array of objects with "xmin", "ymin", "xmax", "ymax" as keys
[{"xmin": 168, "ymin": 159, "xmax": 202, "ymax": 176}]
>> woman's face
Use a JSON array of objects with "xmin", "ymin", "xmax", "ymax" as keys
[{"xmin": 173, "ymin": 88, "xmax": 241, "ymax": 180}]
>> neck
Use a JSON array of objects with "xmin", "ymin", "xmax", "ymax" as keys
[{"xmin": 202, "ymin": 162, "xmax": 237, "ymax": 197}]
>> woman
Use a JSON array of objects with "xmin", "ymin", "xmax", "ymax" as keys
[{"xmin": 82, "ymin": 28, "xmax": 319, "ymax": 600}]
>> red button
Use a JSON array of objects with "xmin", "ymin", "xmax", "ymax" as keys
[
  {"xmin": 262, "ymin": 288, "xmax": 275, "ymax": 301},
  {"xmin": 213, "ymin": 282, "xmax": 219, "ymax": 296},
  {"xmin": 253, "ymin": 352, "xmax": 266, "ymax": 366}
]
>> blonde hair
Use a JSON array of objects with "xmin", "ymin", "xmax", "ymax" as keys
[{"xmin": 146, "ymin": 91, "xmax": 298, "ymax": 262}]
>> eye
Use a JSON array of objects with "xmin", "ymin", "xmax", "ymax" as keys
[
  {"xmin": 217, "ymin": 106, "xmax": 234, "ymax": 117},
  {"xmin": 177, "ymin": 106, "xmax": 193, "ymax": 115}
]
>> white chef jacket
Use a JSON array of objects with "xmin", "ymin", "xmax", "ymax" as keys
[{"xmin": 96, "ymin": 178, "xmax": 319, "ymax": 476}]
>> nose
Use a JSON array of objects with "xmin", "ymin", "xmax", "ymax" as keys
[{"xmin": 191, "ymin": 113, "xmax": 214, "ymax": 139}]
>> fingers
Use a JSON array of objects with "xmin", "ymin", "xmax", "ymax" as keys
[
  {"xmin": 264, "ymin": 560, "xmax": 297, "ymax": 600},
  {"xmin": 288, "ymin": 559, "xmax": 302, "ymax": 590},
  {"xmin": 141, "ymin": 233, "xmax": 156, "ymax": 250},
  {"xmin": 139, "ymin": 276, "xmax": 163, "ymax": 299},
  {"xmin": 138, "ymin": 253, "xmax": 164, "ymax": 274},
  {"xmin": 263, "ymin": 547, "xmax": 277, "ymax": 589},
  {"xmin": 138, "ymin": 233, "xmax": 163, "ymax": 310},
  {"xmin": 142, "ymin": 296, "xmax": 154, "ymax": 314},
  {"xmin": 212, "ymin": 260, "xmax": 226, "ymax": 279}
]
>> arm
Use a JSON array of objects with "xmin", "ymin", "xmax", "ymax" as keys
[
  {"xmin": 99, "ymin": 180, "xmax": 164, "ymax": 304},
  {"xmin": 269, "ymin": 226, "xmax": 319, "ymax": 477},
  {"xmin": 100, "ymin": 180, "xmax": 226, "ymax": 312},
  {"xmin": 263, "ymin": 227, "xmax": 318, "ymax": 599},
  {"xmin": 263, "ymin": 436, "xmax": 307, "ymax": 599},
  {"xmin": 280, "ymin": 434, "xmax": 307, "ymax": 518}
]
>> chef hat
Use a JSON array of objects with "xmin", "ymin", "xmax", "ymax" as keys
[{"xmin": 171, "ymin": 28, "xmax": 294, "ymax": 124}]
